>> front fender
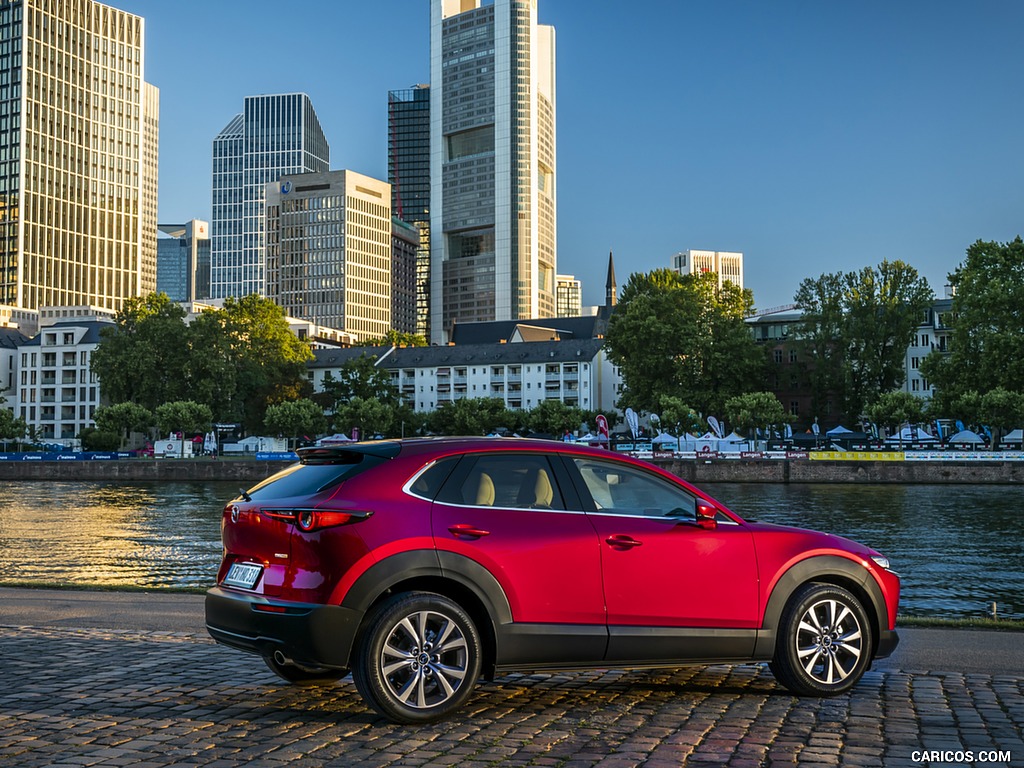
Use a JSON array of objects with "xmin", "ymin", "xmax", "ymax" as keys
[{"xmin": 754, "ymin": 554, "xmax": 890, "ymax": 659}]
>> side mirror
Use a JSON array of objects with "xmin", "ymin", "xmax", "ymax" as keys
[{"xmin": 696, "ymin": 503, "xmax": 718, "ymax": 530}]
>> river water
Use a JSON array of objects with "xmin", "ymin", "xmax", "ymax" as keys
[{"xmin": 0, "ymin": 480, "xmax": 1020, "ymax": 619}]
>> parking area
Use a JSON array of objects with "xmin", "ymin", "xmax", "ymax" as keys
[{"xmin": 1, "ymin": 625, "xmax": 1021, "ymax": 767}]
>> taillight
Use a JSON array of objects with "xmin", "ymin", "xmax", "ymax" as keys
[{"xmin": 260, "ymin": 507, "xmax": 373, "ymax": 532}]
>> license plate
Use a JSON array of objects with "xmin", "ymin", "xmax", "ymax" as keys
[{"xmin": 223, "ymin": 562, "xmax": 263, "ymax": 589}]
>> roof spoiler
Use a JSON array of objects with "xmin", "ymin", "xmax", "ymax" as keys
[{"xmin": 297, "ymin": 442, "xmax": 402, "ymax": 464}]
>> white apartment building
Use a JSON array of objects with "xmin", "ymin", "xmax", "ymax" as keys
[
  {"xmin": 902, "ymin": 298, "xmax": 952, "ymax": 398},
  {"xmin": 16, "ymin": 309, "xmax": 113, "ymax": 445},
  {"xmin": 672, "ymin": 250, "xmax": 744, "ymax": 290},
  {"xmin": 308, "ymin": 338, "xmax": 621, "ymax": 417}
]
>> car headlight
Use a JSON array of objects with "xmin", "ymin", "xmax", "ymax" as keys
[{"xmin": 870, "ymin": 555, "xmax": 891, "ymax": 570}]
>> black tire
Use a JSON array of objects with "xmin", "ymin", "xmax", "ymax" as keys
[
  {"xmin": 263, "ymin": 655, "xmax": 346, "ymax": 687},
  {"xmin": 352, "ymin": 591, "xmax": 482, "ymax": 724},
  {"xmin": 769, "ymin": 582, "xmax": 873, "ymax": 696}
]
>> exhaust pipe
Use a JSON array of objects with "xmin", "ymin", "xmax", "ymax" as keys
[{"xmin": 273, "ymin": 650, "xmax": 292, "ymax": 666}]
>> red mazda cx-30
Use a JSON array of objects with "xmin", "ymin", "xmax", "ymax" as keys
[{"xmin": 206, "ymin": 437, "xmax": 900, "ymax": 723}]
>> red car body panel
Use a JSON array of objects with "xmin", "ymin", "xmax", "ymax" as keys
[{"xmin": 206, "ymin": 437, "xmax": 900, "ymax": 698}]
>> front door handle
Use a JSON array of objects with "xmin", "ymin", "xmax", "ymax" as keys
[
  {"xmin": 449, "ymin": 524, "xmax": 490, "ymax": 539},
  {"xmin": 606, "ymin": 534, "xmax": 642, "ymax": 549}
]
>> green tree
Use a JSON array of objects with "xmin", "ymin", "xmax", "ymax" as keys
[
  {"xmin": 90, "ymin": 292, "xmax": 191, "ymax": 411},
  {"xmin": 77, "ymin": 427, "xmax": 121, "ymax": 451},
  {"xmin": 93, "ymin": 402, "xmax": 154, "ymax": 449},
  {"xmin": 526, "ymin": 400, "xmax": 593, "ymax": 437},
  {"xmin": 794, "ymin": 260, "xmax": 932, "ymax": 424},
  {"xmin": 865, "ymin": 391, "xmax": 926, "ymax": 438},
  {"xmin": 358, "ymin": 330, "xmax": 428, "ymax": 347},
  {"xmin": 724, "ymin": 391, "xmax": 790, "ymax": 439},
  {"xmin": 155, "ymin": 400, "xmax": 213, "ymax": 438},
  {"xmin": 793, "ymin": 272, "xmax": 847, "ymax": 424},
  {"xmin": 978, "ymin": 387, "xmax": 1024, "ymax": 449},
  {"xmin": 843, "ymin": 261, "xmax": 933, "ymax": 422},
  {"xmin": 657, "ymin": 395, "xmax": 703, "ymax": 436},
  {"xmin": 333, "ymin": 396, "xmax": 396, "ymax": 438},
  {"xmin": 264, "ymin": 399, "xmax": 327, "ymax": 448},
  {"xmin": 202, "ymin": 295, "xmax": 314, "ymax": 431},
  {"xmin": 426, "ymin": 398, "xmax": 510, "ymax": 436},
  {"xmin": 319, "ymin": 354, "xmax": 397, "ymax": 412},
  {"xmin": 0, "ymin": 404, "xmax": 27, "ymax": 447},
  {"xmin": 920, "ymin": 237, "xmax": 1024, "ymax": 401},
  {"xmin": 949, "ymin": 390, "xmax": 983, "ymax": 428},
  {"xmin": 604, "ymin": 269, "xmax": 764, "ymax": 416}
]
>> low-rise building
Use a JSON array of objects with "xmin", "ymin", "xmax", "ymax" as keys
[
  {"xmin": 308, "ymin": 335, "xmax": 621, "ymax": 417},
  {"xmin": 16, "ymin": 309, "xmax": 113, "ymax": 446}
]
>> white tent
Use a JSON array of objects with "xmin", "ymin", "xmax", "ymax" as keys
[
  {"xmin": 718, "ymin": 431, "xmax": 746, "ymax": 452},
  {"xmin": 885, "ymin": 427, "xmax": 938, "ymax": 444},
  {"xmin": 317, "ymin": 433, "xmax": 353, "ymax": 445},
  {"xmin": 826, "ymin": 425, "xmax": 853, "ymax": 437},
  {"xmin": 1001, "ymin": 429, "xmax": 1023, "ymax": 445},
  {"xmin": 694, "ymin": 432, "xmax": 720, "ymax": 453},
  {"xmin": 947, "ymin": 429, "xmax": 985, "ymax": 445},
  {"xmin": 677, "ymin": 433, "xmax": 700, "ymax": 451},
  {"xmin": 652, "ymin": 432, "xmax": 680, "ymax": 445}
]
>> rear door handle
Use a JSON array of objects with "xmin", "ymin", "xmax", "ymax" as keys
[
  {"xmin": 449, "ymin": 524, "xmax": 490, "ymax": 539},
  {"xmin": 606, "ymin": 534, "xmax": 642, "ymax": 549}
]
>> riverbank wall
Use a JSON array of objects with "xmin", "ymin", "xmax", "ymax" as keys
[{"xmin": 1, "ymin": 457, "xmax": 1023, "ymax": 483}]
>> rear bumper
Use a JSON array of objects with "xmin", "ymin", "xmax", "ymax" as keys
[{"xmin": 205, "ymin": 587, "xmax": 362, "ymax": 669}]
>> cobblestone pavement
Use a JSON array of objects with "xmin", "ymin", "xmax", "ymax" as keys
[{"xmin": 1, "ymin": 626, "xmax": 1021, "ymax": 767}]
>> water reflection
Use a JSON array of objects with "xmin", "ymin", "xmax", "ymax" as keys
[
  {"xmin": 0, "ymin": 481, "xmax": 235, "ymax": 589},
  {"xmin": 703, "ymin": 483, "xmax": 1024, "ymax": 620},
  {"xmin": 0, "ymin": 480, "xmax": 1020, "ymax": 619}
]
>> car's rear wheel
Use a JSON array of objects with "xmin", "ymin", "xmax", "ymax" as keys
[
  {"xmin": 769, "ymin": 582, "xmax": 872, "ymax": 696},
  {"xmin": 352, "ymin": 591, "xmax": 482, "ymax": 724},
  {"xmin": 263, "ymin": 655, "xmax": 346, "ymax": 687}
]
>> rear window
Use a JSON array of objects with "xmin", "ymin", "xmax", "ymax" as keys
[{"xmin": 244, "ymin": 454, "xmax": 378, "ymax": 500}]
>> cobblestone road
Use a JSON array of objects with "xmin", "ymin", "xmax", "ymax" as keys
[{"xmin": 1, "ymin": 626, "xmax": 1021, "ymax": 767}]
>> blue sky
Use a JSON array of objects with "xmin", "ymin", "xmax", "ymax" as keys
[{"xmin": 118, "ymin": 0, "xmax": 1024, "ymax": 310}]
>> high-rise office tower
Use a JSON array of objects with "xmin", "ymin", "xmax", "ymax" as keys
[
  {"xmin": 265, "ymin": 170, "xmax": 391, "ymax": 342},
  {"xmin": 157, "ymin": 220, "xmax": 210, "ymax": 302},
  {"xmin": 388, "ymin": 85, "xmax": 431, "ymax": 337},
  {"xmin": 210, "ymin": 93, "xmax": 328, "ymax": 300},
  {"xmin": 430, "ymin": 0, "xmax": 556, "ymax": 343},
  {"xmin": 0, "ymin": 0, "xmax": 159, "ymax": 311},
  {"xmin": 672, "ymin": 250, "xmax": 744, "ymax": 291}
]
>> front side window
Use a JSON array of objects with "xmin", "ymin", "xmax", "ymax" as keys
[{"xmin": 571, "ymin": 458, "xmax": 695, "ymax": 520}]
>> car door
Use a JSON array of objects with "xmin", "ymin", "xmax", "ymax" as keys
[
  {"xmin": 430, "ymin": 452, "xmax": 606, "ymax": 630},
  {"xmin": 563, "ymin": 455, "xmax": 759, "ymax": 662}
]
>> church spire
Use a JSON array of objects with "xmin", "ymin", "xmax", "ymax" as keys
[{"xmin": 606, "ymin": 250, "xmax": 617, "ymax": 307}]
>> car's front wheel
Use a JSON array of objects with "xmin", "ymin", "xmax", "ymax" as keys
[
  {"xmin": 770, "ymin": 582, "xmax": 873, "ymax": 696},
  {"xmin": 352, "ymin": 591, "xmax": 482, "ymax": 724}
]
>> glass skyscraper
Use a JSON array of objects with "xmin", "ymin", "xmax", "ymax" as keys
[
  {"xmin": 0, "ymin": 0, "xmax": 158, "ymax": 311},
  {"xmin": 430, "ymin": 0, "xmax": 557, "ymax": 343},
  {"xmin": 157, "ymin": 220, "xmax": 210, "ymax": 302},
  {"xmin": 388, "ymin": 84, "xmax": 431, "ymax": 338},
  {"xmin": 210, "ymin": 93, "xmax": 328, "ymax": 299}
]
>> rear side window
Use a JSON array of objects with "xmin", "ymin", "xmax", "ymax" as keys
[
  {"xmin": 406, "ymin": 457, "xmax": 460, "ymax": 501},
  {"xmin": 437, "ymin": 454, "xmax": 565, "ymax": 510},
  {"xmin": 245, "ymin": 454, "xmax": 381, "ymax": 500}
]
